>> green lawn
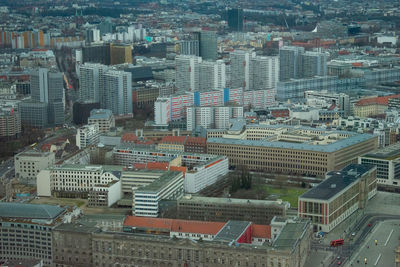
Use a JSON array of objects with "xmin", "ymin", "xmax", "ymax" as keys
[{"xmin": 262, "ymin": 185, "xmax": 307, "ymax": 208}]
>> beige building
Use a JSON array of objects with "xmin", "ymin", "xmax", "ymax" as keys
[
  {"xmin": 298, "ymin": 164, "xmax": 377, "ymax": 232},
  {"xmin": 0, "ymin": 108, "xmax": 21, "ymax": 140},
  {"xmin": 14, "ymin": 150, "xmax": 55, "ymax": 184},
  {"xmin": 110, "ymin": 44, "xmax": 132, "ymax": 65},
  {"xmin": 52, "ymin": 218, "xmax": 312, "ymax": 267},
  {"xmin": 207, "ymin": 124, "xmax": 378, "ymax": 177}
]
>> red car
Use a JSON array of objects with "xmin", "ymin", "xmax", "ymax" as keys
[{"xmin": 368, "ymin": 223, "xmax": 371, "ymax": 227}]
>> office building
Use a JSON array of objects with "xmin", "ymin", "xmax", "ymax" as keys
[
  {"xmin": 180, "ymin": 40, "xmax": 199, "ymax": 56},
  {"xmin": 88, "ymin": 109, "xmax": 115, "ymax": 133},
  {"xmin": 175, "ymin": 55, "xmax": 201, "ymax": 92},
  {"xmin": 177, "ymin": 195, "xmax": 289, "ymax": 224},
  {"xmin": 88, "ymin": 180, "xmax": 122, "ymax": 207},
  {"xmin": 227, "ymin": 8, "xmax": 244, "ymax": 31},
  {"xmin": 198, "ymin": 31, "xmax": 218, "ymax": 61},
  {"xmin": 78, "ymin": 63, "xmax": 108, "ymax": 103},
  {"xmin": 19, "ymin": 101, "xmax": 48, "ymax": 128},
  {"xmin": 113, "ymin": 145, "xmax": 229, "ymax": 193},
  {"xmin": 85, "ymin": 28, "xmax": 100, "ymax": 44},
  {"xmin": 207, "ymin": 123, "xmax": 378, "ymax": 177},
  {"xmin": 102, "ymin": 70, "xmax": 132, "ymax": 115},
  {"xmin": 110, "ymin": 44, "xmax": 132, "ymax": 65},
  {"xmin": 72, "ymin": 101, "xmax": 101, "ymax": 125},
  {"xmin": 76, "ymin": 124, "xmax": 100, "ymax": 149},
  {"xmin": 133, "ymin": 171, "xmax": 184, "ymax": 217},
  {"xmin": 25, "ymin": 68, "xmax": 64, "ymax": 127},
  {"xmin": 279, "ymin": 46, "xmax": 305, "ymax": 81},
  {"xmin": 0, "ymin": 107, "xmax": 21, "ymax": 140},
  {"xmin": 298, "ymin": 164, "xmax": 377, "ymax": 232},
  {"xmin": 14, "ymin": 150, "xmax": 55, "ymax": 185},
  {"xmin": 37, "ymin": 164, "xmax": 122, "ymax": 198},
  {"xmin": 82, "ymin": 44, "xmax": 111, "ymax": 65},
  {"xmin": 359, "ymin": 142, "xmax": 400, "ymax": 189},
  {"xmin": 0, "ymin": 203, "xmax": 68, "ymax": 266}
]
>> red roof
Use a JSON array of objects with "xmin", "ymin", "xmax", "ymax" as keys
[
  {"xmin": 146, "ymin": 162, "xmax": 169, "ymax": 170},
  {"xmin": 184, "ymin": 136, "xmax": 206, "ymax": 145},
  {"xmin": 121, "ymin": 133, "xmax": 138, "ymax": 143},
  {"xmin": 160, "ymin": 136, "xmax": 187, "ymax": 144},
  {"xmin": 356, "ymin": 94, "xmax": 400, "ymax": 106},
  {"xmin": 252, "ymin": 225, "xmax": 271, "ymax": 239},
  {"xmin": 123, "ymin": 216, "xmax": 225, "ymax": 235}
]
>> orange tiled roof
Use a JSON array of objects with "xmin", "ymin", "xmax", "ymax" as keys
[
  {"xmin": 185, "ymin": 136, "xmax": 206, "ymax": 145},
  {"xmin": 121, "ymin": 133, "xmax": 138, "ymax": 142},
  {"xmin": 146, "ymin": 162, "xmax": 169, "ymax": 170},
  {"xmin": 171, "ymin": 219, "xmax": 225, "ymax": 235},
  {"xmin": 356, "ymin": 94, "xmax": 400, "ymax": 106},
  {"xmin": 252, "ymin": 224, "xmax": 271, "ymax": 239},
  {"xmin": 123, "ymin": 216, "xmax": 225, "ymax": 235}
]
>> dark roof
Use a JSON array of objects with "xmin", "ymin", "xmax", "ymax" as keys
[
  {"xmin": 0, "ymin": 203, "xmax": 65, "ymax": 220},
  {"xmin": 300, "ymin": 164, "xmax": 375, "ymax": 200},
  {"xmin": 213, "ymin": 220, "xmax": 251, "ymax": 243},
  {"xmin": 125, "ymin": 66, "xmax": 153, "ymax": 81}
]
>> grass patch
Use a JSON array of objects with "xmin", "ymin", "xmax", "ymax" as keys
[{"xmin": 262, "ymin": 185, "xmax": 307, "ymax": 208}]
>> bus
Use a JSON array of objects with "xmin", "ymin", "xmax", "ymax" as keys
[{"xmin": 330, "ymin": 239, "xmax": 344, "ymax": 247}]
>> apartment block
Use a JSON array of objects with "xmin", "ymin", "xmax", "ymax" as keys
[{"xmin": 88, "ymin": 109, "xmax": 115, "ymax": 133}]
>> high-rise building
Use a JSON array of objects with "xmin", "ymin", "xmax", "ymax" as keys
[
  {"xmin": 154, "ymin": 97, "xmax": 170, "ymax": 126},
  {"xmin": 28, "ymin": 68, "xmax": 64, "ymax": 126},
  {"xmin": 302, "ymin": 51, "xmax": 328, "ymax": 78},
  {"xmin": 82, "ymin": 44, "xmax": 111, "ymax": 65},
  {"xmin": 110, "ymin": 43, "xmax": 132, "ymax": 65},
  {"xmin": 230, "ymin": 50, "xmax": 253, "ymax": 90},
  {"xmin": 180, "ymin": 40, "xmax": 199, "ymax": 56},
  {"xmin": 175, "ymin": 55, "xmax": 202, "ymax": 92},
  {"xmin": 227, "ymin": 8, "xmax": 244, "ymax": 31},
  {"xmin": 250, "ymin": 56, "xmax": 279, "ymax": 90},
  {"xmin": 198, "ymin": 31, "xmax": 218, "ymax": 61},
  {"xmin": 102, "ymin": 70, "xmax": 132, "ymax": 115},
  {"xmin": 72, "ymin": 101, "xmax": 101, "ymax": 125},
  {"xmin": 0, "ymin": 108, "xmax": 21, "ymax": 140},
  {"xmin": 199, "ymin": 60, "xmax": 226, "ymax": 91},
  {"xmin": 79, "ymin": 63, "xmax": 108, "ymax": 103},
  {"xmin": 186, "ymin": 106, "xmax": 243, "ymax": 131},
  {"xmin": 19, "ymin": 101, "xmax": 48, "ymax": 128},
  {"xmin": 85, "ymin": 28, "xmax": 100, "ymax": 44},
  {"xmin": 279, "ymin": 46, "xmax": 305, "ymax": 81}
]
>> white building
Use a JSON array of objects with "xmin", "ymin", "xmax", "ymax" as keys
[
  {"xmin": 88, "ymin": 180, "xmax": 122, "ymax": 207},
  {"xmin": 103, "ymin": 70, "xmax": 132, "ymax": 115},
  {"xmin": 305, "ymin": 90, "xmax": 350, "ymax": 117},
  {"xmin": 78, "ymin": 63, "xmax": 108, "ymax": 103},
  {"xmin": 186, "ymin": 106, "xmax": 243, "ymax": 131},
  {"xmin": 154, "ymin": 97, "xmax": 171, "ymax": 126},
  {"xmin": 230, "ymin": 50, "xmax": 253, "ymax": 90},
  {"xmin": 37, "ymin": 164, "xmax": 122, "ymax": 197},
  {"xmin": 199, "ymin": 60, "xmax": 226, "ymax": 91},
  {"xmin": 88, "ymin": 109, "xmax": 115, "ymax": 133},
  {"xmin": 250, "ymin": 56, "xmax": 279, "ymax": 90},
  {"xmin": 14, "ymin": 150, "xmax": 55, "ymax": 185},
  {"xmin": 185, "ymin": 156, "xmax": 229, "ymax": 193},
  {"xmin": 133, "ymin": 171, "xmax": 184, "ymax": 217},
  {"xmin": 175, "ymin": 55, "xmax": 202, "ymax": 92},
  {"xmin": 76, "ymin": 124, "xmax": 100, "ymax": 149}
]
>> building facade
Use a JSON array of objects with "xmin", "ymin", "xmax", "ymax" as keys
[
  {"xmin": 88, "ymin": 109, "xmax": 115, "ymax": 133},
  {"xmin": 298, "ymin": 164, "xmax": 377, "ymax": 232},
  {"xmin": 76, "ymin": 124, "xmax": 100, "ymax": 149},
  {"xmin": 14, "ymin": 150, "xmax": 55, "ymax": 185}
]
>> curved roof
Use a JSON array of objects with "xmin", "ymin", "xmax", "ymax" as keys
[{"xmin": 0, "ymin": 203, "xmax": 65, "ymax": 220}]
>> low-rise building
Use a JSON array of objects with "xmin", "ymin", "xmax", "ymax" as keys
[
  {"xmin": 133, "ymin": 171, "xmax": 184, "ymax": 217},
  {"xmin": 354, "ymin": 94, "xmax": 400, "ymax": 118},
  {"xmin": 76, "ymin": 124, "xmax": 100, "ymax": 149},
  {"xmin": 88, "ymin": 180, "xmax": 122, "ymax": 207},
  {"xmin": 14, "ymin": 150, "xmax": 55, "ymax": 185},
  {"xmin": 359, "ymin": 142, "xmax": 400, "ymax": 189},
  {"xmin": 177, "ymin": 195, "xmax": 289, "ymax": 224},
  {"xmin": 298, "ymin": 164, "xmax": 377, "ymax": 232},
  {"xmin": 88, "ymin": 109, "xmax": 115, "ymax": 133}
]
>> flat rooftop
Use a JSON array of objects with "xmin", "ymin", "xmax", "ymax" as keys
[
  {"xmin": 273, "ymin": 220, "xmax": 309, "ymax": 251},
  {"xmin": 361, "ymin": 142, "xmax": 400, "ymax": 160},
  {"xmin": 136, "ymin": 171, "xmax": 182, "ymax": 193},
  {"xmin": 179, "ymin": 195, "xmax": 288, "ymax": 207},
  {"xmin": 207, "ymin": 133, "xmax": 375, "ymax": 153},
  {"xmin": 0, "ymin": 203, "xmax": 65, "ymax": 220},
  {"xmin": 300, "ymin": 164, "xmax": 375, "ymax": 200},
  {"xmin": 213, "ymin": 220, "xmax": 251, "ymax": 243},
  {"xmin": 16, "ymin": 150, "xmax": 52, "ymax": 157}
]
